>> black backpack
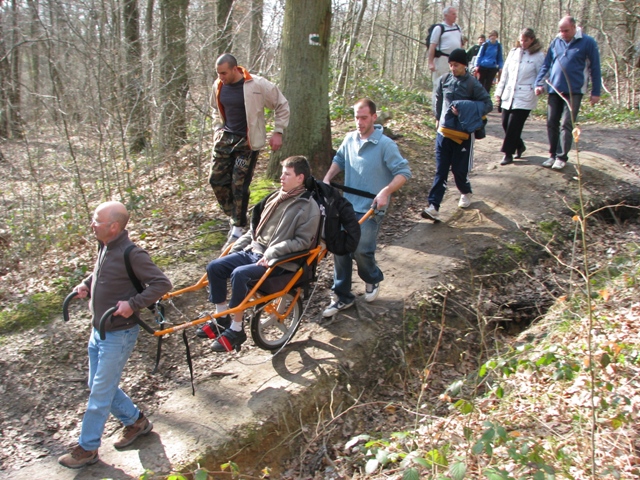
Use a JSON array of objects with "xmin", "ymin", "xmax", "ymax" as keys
[
  {"xmin": 426, "ymin": 23, "xmax": 460, "ymax": 57},
  {"xmin": 306, "ymin": 178, "xmax": 361, "ymax": 256}
]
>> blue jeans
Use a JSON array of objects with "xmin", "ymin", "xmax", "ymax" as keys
[
  {"xmin": 206, "ymin": 251, "xmax": 267, "ymax": 308},
  {"xmin": 332, "ymin": 212, "xmax": 384, "ymax": 303},
  {"xmin": 427, "ymin": 134, "xmax": 473, "ymax": 210},
  {"xmin": 79, "ymin": 325, "xmax": 140, "ymax": 451}
]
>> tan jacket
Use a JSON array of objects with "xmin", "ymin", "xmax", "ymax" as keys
[{"xmin": 210, "ymin": 67, "xmax": 290, "ymax": 150}]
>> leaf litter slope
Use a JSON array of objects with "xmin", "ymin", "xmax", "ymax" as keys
[{"xmin": 0, "ymin": 109, "xmax": 639, "ymax": 478}]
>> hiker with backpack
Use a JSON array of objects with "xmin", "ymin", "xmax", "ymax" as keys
[
  {"xmin": 421, "ymin": 49, "xmax": 493, "ymax": 221},
  {"xmin": 58, "ymin": 201, "xmax": 172, "ymax": 469},
  {"xmin": 322, "ymin": 98, "xmax": 412, "ymax": 317},
  {"xmin": 197, "ymin": 156, "xmax": 320, "ymax": 352},
  {"xmin": 473, "ymin": 30, "xmax": 504, "ymax": 93},
  {"xmin": 427, "ymin": 6, "xmax": 463, "ymax": 86}
]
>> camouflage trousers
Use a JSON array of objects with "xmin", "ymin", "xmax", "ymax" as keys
[{"xmin": 209, "ymin": 130, "xmax": 259, "ymax": 228}]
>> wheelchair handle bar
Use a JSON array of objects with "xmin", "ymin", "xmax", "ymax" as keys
[
  {"xmin": 62, "ymin": 291, "xmax": 79, "ymax": 322},
  {"xmin": 98, "ymin": 307, "xmax": 156, "ymax": 340}
]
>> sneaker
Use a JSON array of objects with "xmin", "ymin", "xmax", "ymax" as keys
[
  {"xmin": 515, "ymin": 143, "xmax": 526, "ymax": 159},
  {"xmin": 113, "ymin": 412, "xmax": 153, "ymax": 449},
  {"xmin": 322, "ymin": 299, "xmax": 355, "ymax": 317},
  {"xmin": 364, "ymin": 283, "xmax": 380, "ymax": 303},
  {"xmin": 58, "ymin": 445, "xmax": 99, "ymax": 469},
  {"xmin": 211, "ymin": 328, "xmax": 247, "ymax": 352},
  {"xmin": 195, "ymin": 315, "xmax": 231, "ymax": 339},
  {"xmin": 551, "ymin": 159, "xmax": 566, "ymax": 170},
  {"xmin": 420, "ymin": 204, "xmax": 440, "ymax": 221},
  {"xmin": 458, "ymin": 193, "xmax": 472, "ymax": 208},
  {"xmin": 542, "ymin": 157, "xmax": 556, "ymax": 168},
  {"xmin": 500, "ymin": 154, "xmax": 513, "ymax": 165}
]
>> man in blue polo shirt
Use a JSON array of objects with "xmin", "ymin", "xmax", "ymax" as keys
[{"xmin": 321, "ymin": 98, "xmax": 411, "ymax": 316}]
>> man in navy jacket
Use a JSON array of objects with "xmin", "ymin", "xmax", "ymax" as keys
[{"xmin": 535, "ymin": 16, "xmax": 602, "ymax": 171}]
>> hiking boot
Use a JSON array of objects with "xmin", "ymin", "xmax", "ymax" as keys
[
  {"xmin": 515, "ymin": 143, "xmax": 526, "ymax": 159},
  {"xmin": 458, "ymin": 193, "xmax": 473, "ymax": 208},
  {"xmin": 211, "ymin": 328, "xmax": 247, "ymax": 352},
  {"xmin": 542, "ymin": 157, "xmax": 555, "ymax": 168},
  {"xmin": 113, "ymin": 412, "xmax": 153, "ymax": 449},
  {"xmin": 500, "ymin": 154, "xmax": 513, "ymax": 165},
  {"xmin": 364, "ymin": 283, "xmax": 380, "ymax": 303},
  {"xmin": 420, "ymin": 204, "xmax": 440, "ymax": 221},
  {"xmin": 58, "ymin": 445, "xmax": 98, "ymax": 469},
  {"xmin": 195, "ymin": 315, "xmax": 231, "ymax": 339},
  {"xmin": 551, "ymin": 159, "xmax": 566, "ymax": 170},
  {"xmin": 322, "ymin": 299, "xmax": 355, "ymax": 318}
]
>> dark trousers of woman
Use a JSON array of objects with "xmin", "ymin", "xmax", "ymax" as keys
[
  {"xmin": 500, "ymin": 108, "xmax": 531, "ymax": 155},
  {"xmin": 477, "ymin": 67, "xmax": 499, "ymax": 93}
]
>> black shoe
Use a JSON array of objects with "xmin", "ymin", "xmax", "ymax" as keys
[
  {"xmin": 515, "ymin": 143, "xmax": 526, "ymax": 159},
  {"xmin": 500, "ymin": 154, "xmax": 513, "ymax": 165},
  {"xmin": 196, "ymin": 315, "xmax": 231, "ymax": 339},
  {"xmin": 211, "ymin": 328, "xmax": 247, "ymax": 352}
]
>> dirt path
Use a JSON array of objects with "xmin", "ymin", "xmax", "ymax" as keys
[{"xmin": 2, "ymin": 113, "xmax": 639, "ymax": 480}]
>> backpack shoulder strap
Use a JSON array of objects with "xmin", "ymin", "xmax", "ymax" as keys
[{"xmin": 124, "ymin": 244, "xmax": 144, "ymax": 294}]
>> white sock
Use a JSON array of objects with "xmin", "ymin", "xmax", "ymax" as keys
[
  {"xmin": 230, "ymin": 321, "xmax": 243, "ymax": 332},
  {"xmin": 215, "ymin": 303, "xmax": 227, "ymax": 314},
  {"xmin": 231, "ymin": 226, "xmax": 243, "ymax": 237}
]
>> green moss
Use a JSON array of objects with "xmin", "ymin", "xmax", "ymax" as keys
[
  {"xmin": 0, "ymin": 290, "xmax": 65, "ymax": 335},
  {"xmin": 250, "ymin": 177, "xmax": 278, "ymax": 204}
]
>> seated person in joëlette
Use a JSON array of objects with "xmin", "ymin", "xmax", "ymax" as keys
[{"xmin": 197, "ymin": 155, "xmax": 321, "ymax": 352}]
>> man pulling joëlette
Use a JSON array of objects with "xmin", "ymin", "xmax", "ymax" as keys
[{"xmin": 58, "ymin": 201, "xmax": 172, "ymax": 469}]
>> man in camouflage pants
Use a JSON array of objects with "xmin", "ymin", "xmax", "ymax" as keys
[{"xmin": 210, "ymin": 53, "xmax": 290, "ymax": 244}]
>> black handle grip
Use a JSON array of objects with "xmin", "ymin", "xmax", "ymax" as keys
[
  {"xmin": 98, "ymin": 307, "xmax": 118, "ymax": 340},
  {"xmin": 62, "ymin": 292, "xmax": 79, "ymax": 322}
]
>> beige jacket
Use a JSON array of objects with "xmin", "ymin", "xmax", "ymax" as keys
[{"xmin": 210, "ymin": 67, "xmax": 290, "ymax": 150}]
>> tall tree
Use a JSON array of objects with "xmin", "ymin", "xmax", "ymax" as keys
[
  {"xmin": 159, "ymin": 0, "xmax": 189, "ymax": 154},
  {"xmin": 216, "ymin": 0, "xmax": 234, "ymax": 54},
  {"xmin": 269, "ymin": 0, "xmax": 332, "ymax": 178},
  {"xmin": 123, "ymin": 0, "xmax": 148, "ymax": 152},
  {"xmin": 248, "ymin": 0, "xmax": 263, "ymax": 70}
]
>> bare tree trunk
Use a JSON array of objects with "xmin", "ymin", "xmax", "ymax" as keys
[
  {"xmin": 248, "ymin": 0, "xmax": 264, "ymax": 70},
  {"xmin": 159, "ymin": 0, "xmax": 189, "ymax": 154},
  {"xmin": 123, "ymin": 0, "xmax": 149, "ymax": 153},
  {"xmin": 336, "ymin": 0, "xmax": 367, "ymax": 97},
  {"xmin": 216, "ymin": 0, "xmax": 234, "ymax": 54},
  {"xmin": 269, "ymin": 0, "xmax": 332, "ymax": 178}
]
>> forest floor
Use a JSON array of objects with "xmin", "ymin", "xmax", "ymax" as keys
[{"xmin": 1, "ymin": 108, "xmax": 640, "ymax": 479}]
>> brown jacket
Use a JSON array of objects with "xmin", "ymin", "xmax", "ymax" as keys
[{"xmin": 83, "ymin": 230, "xmax": 172, "ymax": 331}]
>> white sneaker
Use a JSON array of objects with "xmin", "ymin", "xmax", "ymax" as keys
[
  {"xmin": 322, "ymin": 299, "xmax": 355, "ymax": 317},
  {"xmin": 421, "ymin": 204, "xmax": 440, "ymax": 221},
  {"xmin": 551, "ymin": 159, "xmax": 566, "ymax": 170},
  {"xmin": 458, "ymin": 193, "xmax": 472, "ymax": 208},
  {"xmin": 364, "ymin": 283, "xmax": 380, "ymax": 303},
  {"xmin": 542, "ymin": 157, "xmax": 556, "ymax": 168}
]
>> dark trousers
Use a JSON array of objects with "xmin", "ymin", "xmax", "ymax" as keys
[
  {"xmin": 209, "ymin": 131, "xmax": 259, "ymax": 227},
  {"xmin": 500, "ymin": 108, "xmax": 531, "ymax": 155},
  {"xmin": 428, "ymin": 134, "xmax": 473, "ymax": 210},
  {"xmin": 477, "ymin": 67, "xmax": 499, "ymax": 93},
  {"xmin": 547, "ymin": 93, "xmax": 583, "ymax": 161}
]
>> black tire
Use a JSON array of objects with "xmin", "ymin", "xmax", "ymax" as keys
[{"xmin": 250, "ymin": 291, "xmax": 303, "ymax": 350}]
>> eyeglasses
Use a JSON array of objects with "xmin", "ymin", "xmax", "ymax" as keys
[{"xmin": 91, "ymin": 219, "xmax": 113, "ymax": 226}]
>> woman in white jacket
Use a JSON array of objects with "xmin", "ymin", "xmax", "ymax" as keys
[{"xmin": 495, "ymin": 28, "xmax": 545, "ymax": 165}]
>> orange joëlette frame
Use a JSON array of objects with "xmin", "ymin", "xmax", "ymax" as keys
[{"xmin": 153, "ymin": 208, "xmax": 375, "ymax": 337}]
